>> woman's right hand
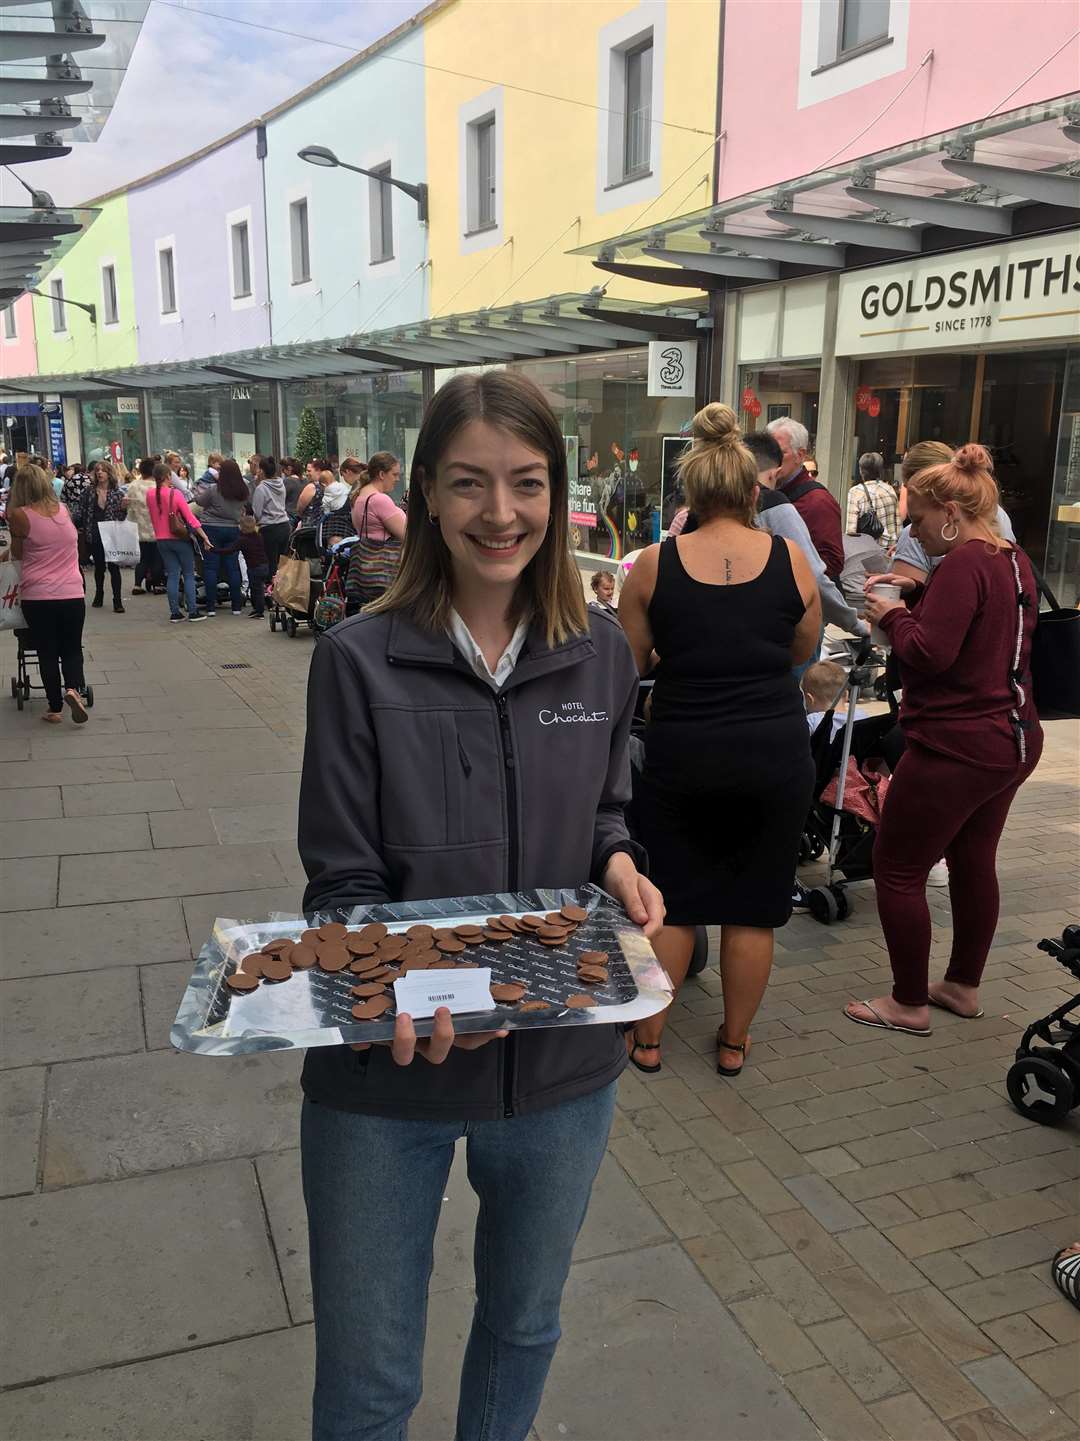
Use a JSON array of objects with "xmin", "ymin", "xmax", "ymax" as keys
[
  {"xmin": 200, "ymin": 535, "xmax": 214, "ymax": 549},
  {"xmin": 351, "ymin": 1007, "xmax": 508, "ymax": 1064},
  {"xmin": 863, "ymin": 572, "xmax": 917, "ymax": 596}
]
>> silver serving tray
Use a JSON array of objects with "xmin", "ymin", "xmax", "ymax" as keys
[{"xmin": 171, "ymin": 885, "xmax": 672, "ymax": 1057}]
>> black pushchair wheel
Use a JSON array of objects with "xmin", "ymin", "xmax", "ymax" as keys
[
  {"xmin": 808, "ymin": 884, "xmax": 850, "ymax": 925},
  {"xmin": 286, "ymin": 614, "xmax": 298, "ymax": 637},
  {"xmin": 15, "ymin": 680, "xmax": 24, "ymax": 710},
  {"xmin": 1007, "ymin": 1051, "xmax": 1076, "ymax": 1124},
  {"xmin": 9, "ymin": 676, "xmax": 16, "ymax": 698},
  {"xmin": 687, "ymin": 925, "xmax": 709, "ymax": 977},
  {"xmin": 83, "ymin": 684, "xmax": 94, "ymax": 707},
  {"xmin": 269, "ymin": 611, "xmax": 277, "ymax": 632}
]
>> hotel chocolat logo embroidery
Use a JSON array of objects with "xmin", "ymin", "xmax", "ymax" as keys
[{"xmin": 539, "ymin": 701, "xmax": 610, "ymax": 726}]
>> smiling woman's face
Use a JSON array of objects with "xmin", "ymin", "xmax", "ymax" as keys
[{"xmin": 425, "ymin": 420, "xmax": 551, "ymax": 597}]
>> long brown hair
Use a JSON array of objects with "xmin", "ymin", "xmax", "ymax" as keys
[
  {"xmin": 217, "ymin": 459, "xmax": 249, "ymax": 502},
  {"xmin": 367, "ymin": 372, "xmax": 586, "ymax": 646},
  {"xmin": 10, "ymin": 463, "xmax": 56, "ymax": 513}
]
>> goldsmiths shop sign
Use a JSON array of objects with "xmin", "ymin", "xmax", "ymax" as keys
[{"xmin": 835, "ymin": 230, "xmax": 1080, "ymax": 356}]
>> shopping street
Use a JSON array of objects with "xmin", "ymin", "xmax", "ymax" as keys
[{"xmin": 0, "ymin": 606, "xmax": 1076, "ymax": 1441}]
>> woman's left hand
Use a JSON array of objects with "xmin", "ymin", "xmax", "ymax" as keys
[
  {"xmin": 602, "ymin": 851, "xmax": 665, "ymax": 938},
  {"xmin": 863, "ymin": 593, "xmax": 904, "ymax": 625}
]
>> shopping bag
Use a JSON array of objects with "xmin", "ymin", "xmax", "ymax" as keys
[
  {"xmin": 273, "ymin": 555, "xmax": 311, "ymax": 612},
  {"xmin": 345, "ymin": 496, "xmax": 401, "ymax": 602},
  {"xmin": 0, "ymin": 559, "xmax": 25, "ymax": 631},
  {"xmin": 821, "ymin": 757, "xmax": 891, "ymax": 826},
  {"xmin": 98, "ymin": 519, "xmax": 141, "ymax": 567},
  {"xmin": 1029, "ymin": 564, "xmax": 1080, "ymax": 719},
  {"xmin": 313, "ymin": 582, "xmax": 346, "ymax": 632}
]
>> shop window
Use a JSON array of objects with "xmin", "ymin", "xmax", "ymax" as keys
[
  {"xmin": 468, "ymin": 115, "xmax": 497, "ymax": 232},
  {"xmin": 145, "ymin": 382, "xmax": 275, "ymax": 473},
  {"xmin": 739, "ymin": 363, "xmax": 822, "ymax": 459},
  {"xmin": 282, "ymin": 373, "xmax": 425, "ymax": 488},
  {"xmin": 622, "ymin": 38, "xmax": 653, "ymax": 179},
  {"xmin": 230, "ymin": 220, "xmax": 252, "ymax": 298},
  {"xmin": 1, "ymin": 303, "xmax": 16, "ymax": 341},
  {"xmin": 49, "ymin": 276, "xmax": 66, "ymax": 334},
  {"xmin": 101, "ymin": 263, "xmax": 119, "ymax": 326},
  {"xmin": 157, "ymin": 243, "xmax": 178, "ymax": 316},
  {"xmin": 290, "ymin": 198, "xmax": 311, "ymax": 284},
  {"xmin": 369, "ymin": 163, "xmax": 394, "ymax": 263}
]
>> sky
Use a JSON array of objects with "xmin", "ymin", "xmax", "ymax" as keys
[{"xmin": 1, "ymin": 0, "xmax": 429, "ymax": 209}]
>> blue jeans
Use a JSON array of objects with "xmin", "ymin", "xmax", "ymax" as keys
[
  {"xmin": 301, "ymin": 1081, "xmax": 616, "ymax": 1441},
  {"xmin": 202, "ymin": 524, "xmax": 244, "ymax": 612},
  {"xmin": 158, "ymin": 538, "xmax": 196, "ymax": 617}
]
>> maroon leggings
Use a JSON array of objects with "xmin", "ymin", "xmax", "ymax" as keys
[{"xmin": 873, "ymin": 736, "xmax": 1042, "ymax": 1007}]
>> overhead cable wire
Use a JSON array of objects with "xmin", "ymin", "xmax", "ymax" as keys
[
  {"xmin": 431, "ymin": 237, "xmax": 513, "ymax": 318},
  {"xmin": 814, "ymin": 49, "xmax": 934, "ymax": 170},
  {"xmin": 154, "ymin": 0, "xmax": 714, "ymax": 136},
  {"xmin": 487, "ymin": 216, "xmax": 581, "ymax": 309}
]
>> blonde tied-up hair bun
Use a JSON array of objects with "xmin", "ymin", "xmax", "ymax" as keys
[
  {"xmin": 677, "ymin": 403, "xmax": 758, "ymax": 527},
  {"xmin": 692, "ymin": 402, "xmax": 741, "ymax": 448},
  {"xmin": 952, "ymin": 443, "xmax": 992, "ymax": 476}
]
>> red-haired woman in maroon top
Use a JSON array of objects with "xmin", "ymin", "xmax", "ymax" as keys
[{"xmin": 846, "ymin": 445, "xmax": 1042, "ymax": 1037}]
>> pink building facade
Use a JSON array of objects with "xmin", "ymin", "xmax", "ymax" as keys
[{"xmin": 0, "ymin": 295, "xmax": 43, "ymax": 457}]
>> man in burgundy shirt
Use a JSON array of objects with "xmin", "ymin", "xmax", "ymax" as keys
[{"xmin": 766, "ymin": 418, "xmax": 844, "ymax": 581}]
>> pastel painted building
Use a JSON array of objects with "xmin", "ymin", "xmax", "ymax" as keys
[{"xmin": 0, "ymin": 294, "xmax": 42, "ymax": 457}]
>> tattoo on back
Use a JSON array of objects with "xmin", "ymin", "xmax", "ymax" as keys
[{"xmin": 725, "ymin": 558, "xmax": 733, "ymax": 584}]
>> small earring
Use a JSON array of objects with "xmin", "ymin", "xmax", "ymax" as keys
[
  {"xmin": 941, "ymin": 520, "xmax": 959, "ymax": 543},
  {"xmin": 428, "ymin": 512, "xmax": 438, "ymax": 526}
]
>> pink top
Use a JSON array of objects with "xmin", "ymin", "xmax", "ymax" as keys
[
  {"xmin": 19, "ymin": 506, "xmax": 84, "ymax": 601},
  {"xmin": 351, "ymin": 490, "xmax": 402, "ymax": 542},
  {"xmin": 146, "ymin": 484, "xmax": 199, "ymax": 542}
]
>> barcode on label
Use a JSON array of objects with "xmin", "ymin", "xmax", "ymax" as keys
[{"xmin": 429, "ymin": 993, "xmax": 453, "ymax": 1001}]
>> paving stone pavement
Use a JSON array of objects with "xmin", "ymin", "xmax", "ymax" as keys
[{"xmin": 0, "ymin": 603, "xmax": 1077, "ymax": 1441}]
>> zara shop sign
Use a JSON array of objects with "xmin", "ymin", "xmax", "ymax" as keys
[{"xmin": 835, "ymin": 230, "xmax": 1080, "ymax": 356}]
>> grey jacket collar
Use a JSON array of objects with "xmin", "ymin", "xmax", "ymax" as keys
[{"xmin": 386, "ymin": 610, "xmax": 596, "ymax": 689}]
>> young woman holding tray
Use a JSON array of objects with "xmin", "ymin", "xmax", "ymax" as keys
[{"xmin": 297, "ymin": 371, "xmax": 664, "ymax": 1441}]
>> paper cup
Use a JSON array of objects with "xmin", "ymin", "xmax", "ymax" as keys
[{"xmin": 870, "ymin": 583, "xmax": 901, "ymax": 647}]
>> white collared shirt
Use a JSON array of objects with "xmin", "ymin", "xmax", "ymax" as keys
[{"xmin": 448, "ymin": 609, "xmax": 529, "ymax": 691}]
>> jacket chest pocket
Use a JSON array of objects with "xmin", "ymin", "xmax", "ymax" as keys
[{"xmin": 372, "ymin": 706, "xmax": 504, "ymax": 850}]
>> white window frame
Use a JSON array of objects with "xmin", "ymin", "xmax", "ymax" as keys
[
  {"xmin": 459, "ymin": 87, "xmax": 504, "ymax": 255},
  {"xmin": 1, "ymin": 301, "xmax": 18, "ymax": 343},
  {"xmin": 48, "ymin": 273, "xmax": 67, "ymax": 335},
  {"xmin": 288, "ymin": 192, "xmax": 313, "ymax": 287},
  {"xmin": 155, "ymin": 236, "xmax": 180, "ymax": 323},
  {"xmin": 798, "ymin": 0, "xmax": 908, "ymax": 108},
  {"xmin": 369, "ymin": 162, "xmax": 395, "ymax": 265},
  {"xmin": 596, "ymin": 3, "xmax": 665, "ymax": 217},
  {"xmin": 226, "ymin": 205, "xmax": 256, "ymax": 310},
  {"xmin": 99, "ymin": 257, "xmax": 120, "ymax": 329}
]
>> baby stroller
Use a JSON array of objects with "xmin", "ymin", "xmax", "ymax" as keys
[
  {"xmin": 801, "ymin": 639, "xmax": 904, "ymax": 925},
  {"xmin": 310, "ymin": 536, "xmax": 360, "ymax": 635},
  {"xmin": 268, "ymin": 525, "xmax": 324, "ymax": 638},
  {"xmin": 1006, "ymin": 924, "xmax": 1080, "ymax": 1125},
  {"xmin": 10, "ymin": 628, "xmax": 94, "ymax": 712}
]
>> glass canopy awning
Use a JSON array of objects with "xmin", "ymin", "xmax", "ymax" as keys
[
  {"xmin": 572, "ymin": 96, "xmax": 1080, "ymax": 288},
  {"xmin": 3, "ymin": 292, "xmax": 711, "ymax": 394}
]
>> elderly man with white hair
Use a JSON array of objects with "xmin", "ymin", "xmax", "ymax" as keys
[{"xmin": 766, "ymin": 417, "xmax": 844, "ymax": 581}]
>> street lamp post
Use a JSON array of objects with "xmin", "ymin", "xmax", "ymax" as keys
[
  {"xmin": 27, "ymin": 287, "xmax": 96, "ymax": 325},
  {"xmin": 298, "ymin": 145, "xmax": 429, "ymax": 223}
]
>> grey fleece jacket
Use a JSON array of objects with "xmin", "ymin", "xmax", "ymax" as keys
[
  {"xmin": 252, "ymin": 474, "xmax": 289, "ymax": 526},
  {"xmin": 298, "ymin": 606, "xmax": 643, "ymax": 1122}
]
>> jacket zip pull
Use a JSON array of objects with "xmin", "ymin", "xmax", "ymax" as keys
[
  {"xmin": 497, "ymin": 695, "xmax": 515, "ymax": 771},
  {"xmin": 456, "ymin": 733, "xmax": 472, "ymax": 776}
]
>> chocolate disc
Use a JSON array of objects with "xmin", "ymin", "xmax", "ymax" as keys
[
  {"xmin": 351, "ymin": 981, "xmax": 388, "ymax": 997},
  {"xmin": 398, "ymin": 957, "xmax": 431, "ymax": 973},
  {"xmin": 538, "ymin": 937, "xmax": 566, "ymax": 947},
  {"xmin": 344, "ymin": 935, "xmax": 377, "ymax": 957},
  {"xmin": 352, "ymin": 995, "xmax": 393, "ymax": 1020},
  {"xmin": 426, "ymin": 958, "xmax": 460, "ymax": 969},
  {"xmin": 290, "ymin": 945, "xmax": 318, "ymax": 970},
  {"xmin": 317, "ymin": 947, "xmax": 351, "ymax": 973},
  {"xmin": 577, "ymin": 970, "xmax": 609, "ymax": 986},
  {"xmin": 318, "ymin": 922, "xmax": 348, "ymax": 942},
  {"xmin": 351, "ymin": 963, "xmax": 392, "ymax": 981},
  {"xmin": 538, "ymin": 925, "xmax": 570, "ymax": 941},
  {"xmin": 578, "ymin": 950, "xmax": 610, "ymax": 967},
  {"xmin": 239, "ymin": 952, "xmax": 266, "ymax": 975},
  {"xmin": 261, "ymin": 957, "xmax": 292, "ymax": 983},
  {"xmin": 458, "ymin": 961, "xmax": 480, "ymax": 968},
  {"xmin": 435, "ymin": 937, "xmax": 466, "ymax": 954},
  {"xmin": 491, "ymin": 981, "xmax": 526, "ymax": 1002},
  {"xmin": 405, "ymin": 924, "xmax": 435, "ymax": 940},
  {"xmin": 544, "ymin": 913, "xmax": 568, "ymax": 926},
  {"xmin": 261, "ymin": 938, "xmax": 294, "ymax": 957},
  {"xmin": 561, "ymin": 905, "xmax": 589, "ymax": 923},
  {"xmin": 381, "ymin": 968, "xmax": 401, "ymax": 982},
  {"xmin": 376, "ymin": 938, "xmax": 407, "ymax": 956},
  {"xmin": 519, "ymin": 999, "xmax": 551, "ymax": 1012},
  {"xmin": 498, "ymin": 916, "xmax": 523, "ymax": 933},
  {"xmin": 518, "ymin": 915, "xmax": 544, "ymax": 930},
  {"xmin": 300, "ymin": 928, "xmax": 322, "ymax": 947},
  {"xmin": 453, "ymin": 925, "xmax": 484, "ymax": 940},
  {"xmin": 359, "ymin": 922, "xmax": 388, "ymax": 943},
  {"xmin": 565, "ymin": 993, "xmax": 598, "ymax": 1008},
  {"xmin": 483, "ymin": 929, "xmax": 511, "ymax": 942},
  {"xmin": 226, "ymin": 971, "xmax": 259, "ymax": 992}
]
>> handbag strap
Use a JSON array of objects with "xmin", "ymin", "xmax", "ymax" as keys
[{"xmin": 1024, "ymin": 551, "xmax": 1061, "ymax": 613}]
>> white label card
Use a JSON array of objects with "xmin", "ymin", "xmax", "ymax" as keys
[{"xmin": 393, "ymin": 968, "xmax": 494, "ymax": 1019}]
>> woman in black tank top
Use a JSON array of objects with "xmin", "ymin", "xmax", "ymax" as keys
[{"xmin": 620, "ymin": 405, "xmax": 820, "ymax": 1078}]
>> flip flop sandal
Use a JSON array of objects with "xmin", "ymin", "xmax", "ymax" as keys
[
  {"xmin": 928, "ymin": 996, "xmax": 984, "ymax": 1019},
  {"xmin": 716, "ymin": 1032, "xmax": 746, "ymax": 1077},
  {"xmin": 844, "ymin": 1000, "xmax": 932, "ymax": 1036},
  {"xmin": 64, "ymin": 690, "xmax": 88, "ymax": 725},
  {"xmin": 627, "ymin": 1029, "xmax": 662, "ymax": 1075},
  {"xmin": 1051, "ymin": 1246, "xmax": 1080, "ymax": 1310}
]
